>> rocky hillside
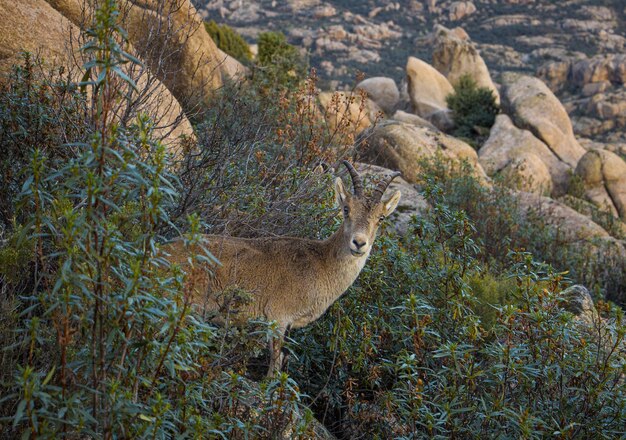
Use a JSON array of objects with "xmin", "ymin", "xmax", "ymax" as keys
[
  {"xmin": 193, "ymin": 0, "xmax": 626, "ymax": 144},
  {"xmin": 191, "ymin": 0, "xmax": 626, "ymax": 289},
  {"xmin": 2, "ymin": 1, "xmax": 626, "ymax": 438}
]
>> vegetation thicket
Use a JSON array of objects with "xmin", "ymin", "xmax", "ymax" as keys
[
  {"xmin": 1, "ymin": 1, "xmax": 625, "ymax": 439},
  {"xmin": 254, "ymin": 31, "xmax": 308, "ymax": 92}
]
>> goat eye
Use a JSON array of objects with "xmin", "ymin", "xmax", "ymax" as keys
[
  {"xmin": 379, "ymin": 216, "xmax": 385, "ymax": 223},
  {"xmin": 343, "ymin": 206, "xmax": 350, "ymax": 216}
]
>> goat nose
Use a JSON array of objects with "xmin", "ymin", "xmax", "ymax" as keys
[{"xmin": 352, "ymin": 238, "xmax": 366, "ymax": 249}]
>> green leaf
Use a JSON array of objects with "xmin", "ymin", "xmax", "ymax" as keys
[
  {"xmin": 42, "ymin": 366, "xmax": 56, "ymax": 386},
  {"xmin": 13, "ymin": 399, "xmax": 27, "ymax": 427},
  {"xmin": 139, "ymin": 413, "xmax": 155, "ymax": 422}
]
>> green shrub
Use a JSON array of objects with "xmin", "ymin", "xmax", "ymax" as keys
[
  {"xmin": 290, "ymin": 194, "xmax": 626, "ymax": 439},
  {"xmin": 417, "ymin": 156, "xmax": 626, "ymax": 305},
  {"xmin": 204, "ymin": 20, "xmax": 252, "ymax": 62},
  {"xmin": 0, "ymin": 2, "xmax": 313, "ymax": 437},
  {"xmin": 467, "ymin": 272, "xmax": 519, "ymax": 329},
  {"xmin": 0, "ymin": 53, "xmax": 89, "ymax": 229},
  {"xmin": 174, "ymin": 70, "xmax": 361, "ymax": 239},
  {"xmin": 446, "ymin": 74, "xmax": 499, "ymax": 147},
  {"xmin": 254, "ymin": 31, "xmax": 307, "ymax": 91}
]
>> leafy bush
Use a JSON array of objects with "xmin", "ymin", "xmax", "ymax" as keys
[
  {"xmin": 174, "ymin": 70, "xmax": 364, "ymax": 239},
  {"xmin": 204, "ymin": 20, "xmax": 252, "ymax": 62},
  {"xmin": 290, "ymin": 193, "xmax": 626, "ymax": 439},
  {"xmin": 254, "ymin": 31, "xmax": 308, "ymax": 92},
  {"xmin": 0, "ymin": 53, "xmax": 89, "ymax": 229},
  {"xmin": 0, "ymin": 2, "xmax": 314, "ymax": 438},
  {"xmin": 446, "ymin": 74, "xmax": 499, "ymax": 147},
  {"xmin": 416, "ymin": 157, "xmax": 626, "ymax": 305}
]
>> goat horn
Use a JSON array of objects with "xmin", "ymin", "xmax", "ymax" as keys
[
  {"xmin": 372, "ymin": 172, "xmax": 401, "ymax": 203},
  {"xmin": 342, "ymin": 160, "xmax": 363, "ymax": 197}
]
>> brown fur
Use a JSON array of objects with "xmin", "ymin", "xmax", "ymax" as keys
[{"xmin": 163, "ymin": 169, "xmax": 401, "ymax": 374}]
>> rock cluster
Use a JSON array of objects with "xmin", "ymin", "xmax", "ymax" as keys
[
  {"xmin": 355, "ymin": 77, "xmax": 400, "ymax": 115},
  {"xmin": 575, "ymin": 149, "xmax": 626, "ymax": 221},
  {"xmin": 314, "ymin": 21, "xmax": 626, "ymax": 260},
  {"xmin": 448, "ymin": 1, "xmax": 477, "ymax": 22}
]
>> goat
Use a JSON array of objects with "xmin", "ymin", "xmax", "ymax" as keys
[{"xmin": 165, "ymin": 162, "xmax": 401, "ymax": 375}]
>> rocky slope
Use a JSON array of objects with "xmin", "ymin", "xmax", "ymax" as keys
[
  {"xmin": 193, "ymin": 0, "xmax": 626, "ymax": 143},
  {"xmin": 4, "ymin": 0, "xmax": 624, "ymax": 291}
]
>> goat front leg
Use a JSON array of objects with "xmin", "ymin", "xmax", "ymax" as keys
[{"xmin": 267, "ymin": 324, "xmax": 286, "ymax": 377}]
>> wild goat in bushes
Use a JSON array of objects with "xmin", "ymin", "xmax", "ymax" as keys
[{"xmin": 165, "ymin": 161, "xmax": 402, "ymax": 375}]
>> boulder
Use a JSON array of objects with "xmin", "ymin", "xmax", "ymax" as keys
[
  {"xmin": 318, "ymin": 91, "xmax": 379, "ymax": 135},
  {"xmin": 216, "ymin": 48, "xmax": 248, "ymax": 81},
  {"xmin": 358, "ymin": 120, "xmax": 486, "ymax": 184},
  {"xmin": 479, "ymin": 115, "xmax": 570, "ymax": 194},
  {"xmin": 427, "ymin": 109, "xmax": 455, "ymax": 132},
  {"xmin": 356, "ymin": 77, "xmax": 400, "ymax": 114},
  {"xmin": 536, "ymin": 60, "xmax": 571, "ymax": 92},
  {"xmin": 432, "ymin": 25, "xmax": 500, "ymax": 103},
  {"xmin": 405, "ymin": 56, "xmax": 454, "ymax": 121},
  {"xmin": 448, "ymin": 1, "xmax": 476, "ymax": 21},
  {"xmin": 515, "ymin": 191, "xmax": 613, "ymax": 242},
  {"xmin": 391, "ymin": 110, "xmax": 437, "ymax": 130},
  {"xmin": 581, "ymin": 81, "xmax": 611, "ymax": 97},
  {"xmin": 572, "ymin": 116, "xmax": 615, "ymax": 139},
  {"xmin": 46, "ymin": 0, "xmax": 226, "ymax": 108},
  {"xmin": 571, "ymin": 54, "xmax": 626, "ymax": 87},
  {"xmin": 498, "ymin": 155, "xmax": 552, "ymax": 195},
  {"xmin": 515, "ymin": 191, "xmax": 626, "ymax": 290},
  {"xmin": 575, "ymin": 149, "xmax": 626, "ymax": 220},
  {"xmin": 571, "ymin": 57, "xmax": 612, "ymax": 86},
  {"xmin": 500, "ymin": 73, "xmax": 586, "ymax": 172},
  {"xmin": 0, "ymin": 0, "xmax": 193, "ymax": 150},
  {"xmin": 0, "ymin": 0, "xmax": 76, "ymax": 73},
  {"xmin": 562, "ymin": 285, "xmax": 598, "ymax": 325},
  {"xmin": 586, "ymin": 93, "xmax": 626, "ymax": 120}
]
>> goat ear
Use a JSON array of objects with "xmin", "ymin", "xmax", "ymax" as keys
[
  {"xmin": 335, "ymin": 177, "xmax": 349, "ymax": 205},
  {"xmin": 382, "ymin": 190, "xmax": 401, "ymax": 216}
]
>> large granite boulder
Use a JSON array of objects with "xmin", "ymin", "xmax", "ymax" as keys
[
  {"xmin": 358, "ymin": 120, "xmax": 486, "ymax": 183},
  {"xmin": 575, "ymin": 148, "xmax": 626, "ymax": 220},
  {"xmin": 0, "ymin": 0, "xmax": 194, "ymax": 150},
  {"xmin": 391, "ymin": 110, "xmax": 437, "ymax": 130},
  {"xmin": 216, "ymin": 48, "xmax": 248, "ymax": 81},
  {"xmin": 432, "ymin": 25, "xmax": 500, "ymax": 103},
  {"xmin": 0, "ymin": 0, "xmax": 77, "ymax": 73},
  {"xmin": 356, "ymin": 76, "xmax": 400, "ymax": 114},
  {"xmin": 500, "ymin": 73, "xmax": 586, "ymax": 174},
  {"xmin": 561, "ymin": 285, "xmax": 599, "ymax": 325},
  {"xmin": 406, "ymin": 56, "xmax": 454, "ymax": 124},
  {"xmin": 46, "ymin": 0, "xmax": 227, "ymax": 108},
  {"xmin": 479, "ymin": 115, "xmax": 570, "ymax": 195},
  {"xmin": 515, "ymin": 190, "xmax": 621, "ymax": 244}
]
